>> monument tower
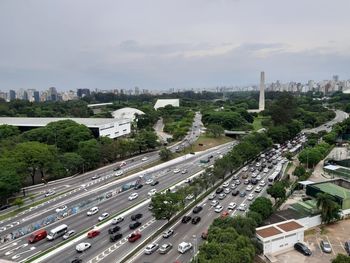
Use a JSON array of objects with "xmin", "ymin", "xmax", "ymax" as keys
[{"xmin": 259, "ymin": 71, "xmax": 265, "ymax": 111}]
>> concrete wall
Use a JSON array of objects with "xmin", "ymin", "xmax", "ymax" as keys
[
  {"xmin": 297, "ymin": 215, "xmax": 322, "ymax": 229},
  {"xmin": 99, "ymin": 120, "xmax": 131, "ymax": 138}
]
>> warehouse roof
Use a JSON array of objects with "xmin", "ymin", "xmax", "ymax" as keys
[
  {"xmin": 111, "ymin": 107, "xmax": 144, "ymax": 121},
  {"xmin": 0, "ymin": 117, "xmax": 129, "ymax": 128},
  {"xmin": 154, "ymin": 99, "xmax": 179, "ymax": 109},
  {"xmin": 312, "ymin": 182, "xmax": 350, "ymax": 199},
  {"xmin": 256, "ymin": 219, "xmax": 305, "ymax": 240}
]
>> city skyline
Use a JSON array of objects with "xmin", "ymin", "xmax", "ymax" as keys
[{"xmin": 1, "ymin": 0, "xmax": 350, "ymax": 91}]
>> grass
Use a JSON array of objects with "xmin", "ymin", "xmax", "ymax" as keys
[
  {"xmin": 182, "ymin": 135, "xmax": 233, "ymax": 153},
  {"xmin": 252, "ymin": 116, "xmax": 270, "ymax": 131},
  {"xmin": 305, "ymin": 229, "xmax": 317, "ymax": 236}
]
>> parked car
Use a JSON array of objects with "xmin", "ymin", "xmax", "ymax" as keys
[
  {"xmin": 255, "ymin": 186, "xmax": 262, "ymax": 193},
  {"xmin": 182, "ymin": 216, "xmax": 192, "ymax": 223},
  {"xmin": 238, "ymin": 204, "xmax": 247, "ymax": 211},
  {"xmin": 210, "ymin": 200, "xmax": 219, "ymax": 206},
  {"xmin": 191, "ymin": 216, "xmax": 201, "ymax": 224},
  {"xmin": 216, "ymin": 187, "xmax": 224, "ymax": 194},
  {"xmin": 208, "ymin": 193, "xmax": 216, "ymax": 200},
  {"xmin": 222, "ymin": 182, "xmax": 229, "ymax": 188},
  {"xmin": 345, "ymin": 241, "xmax": 350, "ymax": 255},
  {"xmin": 159, "ymin": 243, "xmax": 173, "ymax": 254},
  {"xmin": 232, "ymin": 190, "xmax": 239, "ymax": 196},
  {"xmin": 248, "ymin": 194, "xmax": 254, "ymax": 201},
  {"xmin": 227, "ymin": 202, "xmax": 236, "ymax": 210},
  {"xmin": 239, "ymin": 191, "xmax": 246, "ymax": 197},
  {"xmin": 224, "ymin": 188, "xmax": 231, "ymax": 194},
  {"xmin": 320, "ymin": 240, "xmax": 332, "ymax": 253},
  {"xmin": 148, "ymin": 189, "xmax": 157, "ymax": 197},
  {"xmin": 214, "ymin": 205, "xmax": 223, "ymax": 213},
  {"xmin": 294, "ymin": 242, "xmax": 312, "ymax": 256},
  {"xmin": 218, "ymin": 193, "xmax": 226, "ymax": 200}
]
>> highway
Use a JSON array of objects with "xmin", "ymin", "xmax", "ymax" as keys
[
  {"xmin": 130, "ymin": 157, "xmax": 287, "ymax": 263},
  {"xmin": 0, "ymin": 113, "xmax": 203, "ymax": 238},
  {"xmin": 0, "ymin": 142, "xmax": 233, "ymax": 262},
  {"xmin": 303, "ymin": 109, "xmax": 348, "ymax": 134}
]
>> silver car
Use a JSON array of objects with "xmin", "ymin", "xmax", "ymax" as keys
[
  {"xmin": 320, "ymin": 240, "xmax": 332, "ymax": 253},
  {"xmin": 63, "ymin": 230, "xmax": 75, "ymax": 240}
]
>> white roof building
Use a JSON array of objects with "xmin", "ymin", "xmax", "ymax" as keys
[
  {"xmin": 111, "ymin": 107, "xmax": 145, "ymax": 121},
  {"xmin": 154, "ymin": 99, "xmax": 179, "ymax": 110}
]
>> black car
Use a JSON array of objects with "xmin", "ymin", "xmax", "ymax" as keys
[
  {"xmin": 113, "ymin": 167, "xmax": 121, "ymax": 171},
  {"xmin": 129, "ymin": 221, "xmax": 142, "ymax": 229},
  {"xmin": 232, "ymin": 190, "xmax": 239, "ymax": 196},
  {"xmin": 108, "ymin": 225, "xmax": 121, "ymax": 234},
  {"xmin": 0, "ymin": 204, "xmax": 11, "ymax": 211},
  {"xmin": 131, "ymin": 213, "xmax": 143, "ymax": 221},
  {"xmin": 181, "ymin": 216, "xmax": 192, "ymax": 223},
  {"xmin": 294, "ymin": 242, "xmax": 312, "ymax": 256},
  {"xmin": 110, "ymin": 233, "xmax": 123, "ymax": 242},
  {"xmin": 261, "ymin": 163, "xmax": 266, "ymax": 168},
  {"xmin": 192, "ymin": 206, "xmax": 203, "ymax": 214},
  {"xmin": 134, "ymin": 184, "xmax": 143, "ymax": 190},
  {"xmin": 216, "ymin": 187, "xmax": 224, "ymax": 194},
  {"xmin": 71, "ymin": 258, "xmax": 82, "ymax": 263},
  {"xmin": 257, "ymin": 167, "xmax": 263, "ymax": 172},
  {"xmin": 150, "ymin": 180, "xmax": 159, "ymax": 186},
  {"xmin": 251, "ymin": 179, "xmax": 258, "ymax": 185},
  {"xmin": 268, "ymin": 164, "xmax": 273, "ymax": 169},
  {"xmin": 345, "ymin": 241, "xmax": 350, "ymax": 255},
  {"xmin": 192, "ymin": 216, "xmax": 201, "ymax": 224}
]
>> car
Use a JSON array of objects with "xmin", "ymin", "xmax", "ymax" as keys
[
  {"xmin": 45, "ymin": 190, "xmax": 56, "ymax": 197},
  {"xmin": 238, "ymin": 204, "xmax": 247, "ymax": 211},
  {"xmin": 108, "ymin": 225, "xmax": 121, "ymax": 234},
  {"xmin": 0, "ymin": 204, "xmax": 11, "ymax": 211},
  {"xmin": 110, "ymin": 232, "xmax": 123, "ymax": 242},
  {"xmin": 250, "ymin": 167, "xmax": 255, "ymax": 172},
  {"xmin": 222, "ymin": 182, "xmax": 229, "ymax": 188},
  {"xmin": 129, "ymin": 221, "xmax": 142, "ymax": 229},
  {"xmin": 87, "ymin": 206, "xmax": 99, "ymax": 216},
  {"xmin": 208, "ymin": 193, "xmax": 216, "ymax": 200},
  {"xmin": 178, "ymin": 241, "xmax": 192, "ymax": 254},
  {"xmin": 134, "ymin": 184, "xmax": 143, "ymax": 190},
  {"xmin": 76, "ymin": 242, "xmax": 91, "ymax": 252},
  {"xmin": 113, "ymin": 166, "xmax": 121, "ymax": 171},
  {"xmin": 230, "ymin": 183, "xmax": 237, "ymax": 189},
  {"xmin": 214, "ymin": 205, "xmax": 223, "ymax": 213},
  {"xmin": 141, "ymin": 157, "xmax": 148, "ymax": 161},
  {"xmin": 248, "ymin": 194, "xmax": 254, "ymax": 201},
  {"xmin": 185, "ymin": 194, "xmax": 194, "ymax": 200},
  {"xmin": 256, "ymin": 162, "xmax": 261, "ymax": 167},
  {"xmin": 181, "ymin": 169, "xmax": 188, "ymax": 174},
  {"xmin": 263, "ymin": 168, "xmax": 269, "ymax": 173},
  {"xmin": 128, "ymin": 193, "xmax": 139, "ymax": 201},
  {"xmin": 320, "ymin": 240, "xmax": 332, "ymax": 253},
  {"xmin": 294, "ymin": 242, "xmax": 312, "ymax": 256},
  {"xmin": 114, "ymin": 170, "xmax": 123, "ymax": 177},
  {"xmin": 173, "ymin": 169, "xmax": 181, "ymax": 174},
  {"xmin": 144, "ymin": 243, "xmax": 159, "ymax": 255},
  {"xmin": 128, "ymin": 232, "xmax": 142, "ymax": 242},
  {"xmin": 224, "ymin": 188, "xmax": 231, "ymax": 194},
  {"xmin": 218, "ymin": 193, "xmax": 227, "ymax": 200},
  {"xmin": 191, "ymin": 216, "xmax": 201, "ymax": 224},
  {"xmin": 91, "ymin": 175, "xmax": 101, "ymax": 180},
  {"xmin": 131, "ymin": 213, "xmax": 143, "ymax": 221},
  {"xmin": 145, "ymin": 179, "xmax": 154, "ymax": 185},
  {"xmin": 63, "ymin": 230, "xmax": 75, "ymax": 240},
  {"xmin": 246, "ymin": 185, "xmax": 253, "ymax": 191},
  {"xmin": 251, "ymin": 178, "xmax": 258, "ymax": 185},
  {"xmin": 234, "ymin": 179, "xmax": 241, "ymax": 185},
  {"xmin": 259, "ymin": 180, "xmax": 266, "ymax": 187},
  {"xmin": 239, "ymin": 191, "xmax": 246, "ymax": 197},
  {"xmin": 192, "ymin": 206, "xmax": 203, "ymax": 214},
  {"xmin": 55, "ymin": 205, "xmax": 67, "ymax": 213},
  {"xmin": 70, "ymin": 257, "xmax": 82, "ymax": 263},
  {"xmin": 162, "ymin": 229, "xmax": 174, "ymax": 238},
  {"xmin": 216, "ymin": 187, "xmax": 224, "ymax": 194},
  {"xmin": 119, "ymin": 161, "xmax": 127, "ymax": 167},
  {"xmin": 185, "ymin": 178, "xmax": 192, "ymax": 184},
  {"xmin": 344, "ymin": 241, "xmax": 350, "ymax": 255},
  {"xmin": 251, "ymin": 173, "xmax": 257, "ymax": 178},
  {"xmin": 159, "ymin": 243, "xmax": 173, "ymax": 254},
  {"xmin": 112, "ymin": 216, "xmax": 124, "ymax": 225},
  {"xmin": 242, "ymin": 167, "xmax": 248, "ymax": 172},
  {"xmin": 106, "ymin": 192, "xmax": 113, "ymax": 198},
  {"xmin": 221, "ymin": 210, "xmax": 230, "ymax": 218},
  {"xmin": 182, "ymin": 216, "xmax": 192, "ymax": 223},
  {"xmin": 244, "ymin": 179, "xmax": 250, "ymax": 185},
  {"xmin": 201, "ymin": 230, "xmax": 208, "ymax": 240},
  {"xmin": 241, "ymin": 173, "xmax": 248, "ymax": 179},
  {"xmin": 255, "ymin": 186, "xmax": 262, "ymax": 193},
  {"xmin": 98, "ymin": 212, "xmax": 110, "ymax": 221},
  {"xmin": 232, "ymin": 190, "xmax": 239, "ymax": 196},
  {"xmin": 210, "ymin": 200, "xmax": 219, "ymax": 206},
  {"xmin": 148, "ymin": 189, "xmax": 157, "ymax": 197},
  {"xmin": 150, "ymin": 180, "xmax": 159, "ymax": 186},
  {"xmin": 87, "ymin": 229, "xmax": 100, "ymax": 238},
  {"xmin": 256, "ymin": 175, "xmax": 262, "ymax": 181},
  {"xmin": 227, "ymin": 202, "xmax": 236, "ymax": 210}
]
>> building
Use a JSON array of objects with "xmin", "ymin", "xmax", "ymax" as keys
[
  {"xmin": 154, "ymin": 99, "xmax": 180, "ymax": 110},
  {"xmin": 259, "ymin": 71, "xmax": 265, "ymax": 111},
  {"xmin": 9, "ymin": 90, "xmax": 16, "ymax": 101},
  {"xmin": 77, "ymin": 88, "xmax": 91, "ymax": 98},
  {"xmin": 111, "ymin": 107, "xmax": 144, "ymax": 121},
  {"xmin": 48, "ymin": 87, "xmax": 58, "ymax": 101},
  {"xmin": 33, "ymin": 91, "xmax": 40, "ymax": 102},
  {"xmin": 0, "ymin": 117, "xmax": 131, "ymax": 139},
  {"xmin": 256, "ymin": 219, "xmax": 305, "ymax": 256}
]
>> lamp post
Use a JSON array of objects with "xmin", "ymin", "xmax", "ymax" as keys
[{"xmin": 192, "ymin": 234, "xmax": 198, "ymax": 263}]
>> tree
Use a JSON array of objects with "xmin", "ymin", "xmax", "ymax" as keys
[
  {"xmin": 293, "ymin": 166, "xmax": 306, "ymax": 177},
  {"xmin": 135, "ymin": 130, "xmax": 159, "ymax": 153},
  {"xmin": 246, "ymin": 211, "xmax": 263, "ymax": 226},
  {"xmin": 249, "ymin": 197, "xmax": 273, "ymax": 220},
  {"xmin": 12, "ymin": 197, "xmax": 24, "ymax": 208},
  {"xmin": 231, "ymin": 216, "xmax": 257, "ymax": 238},
  {"xmin": 61, "ymin": 152, "xmax": 84, "ymax": 175},
  {"xmin": 150, "ymin": 192, "xmax": 181, "ymax": 221},
  {"xmin": 159, "ymin": 147, "xmax": 173, "ymax": 161},
  {"xmin": 316, "ymin": 193, "xmax": 341, "ymax": 224},
  {"xmin": 332, "ymin": 254, "xmax": 350, "ymax": 263},
  {"xmin": 267, "ymin": 181, "xmax": 286, "ymax": 202},
  {"xmin": 206, "ymin": 124, "xmax": 225, "ymax": 138},
  {"xmin": 0, "ymin": 125, "xmax": 20, "ymax": 140},
  {"xmin": 78, "ymin": 139, "xmax": 101, "ymax": 170}
]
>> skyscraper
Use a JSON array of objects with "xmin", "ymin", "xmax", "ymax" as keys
[
  {"xmin": 259, "ymin": 71, "xmax": 265, "ymax": 111},
  {"xmin": 9, "ymin": 90, "xmax": 16, "ymax": 101}
]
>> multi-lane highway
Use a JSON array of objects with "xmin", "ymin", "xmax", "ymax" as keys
[{"xmin": 303, "ymin": 109, "xmax": 348, "ymax": 134}]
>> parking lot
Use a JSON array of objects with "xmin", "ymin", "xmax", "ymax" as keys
[{"xmin": 275, "ymin": 219, "xmax": 350, "ymax": 263}]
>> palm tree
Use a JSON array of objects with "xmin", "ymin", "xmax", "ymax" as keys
[{"xmin": 316, "ymin": 193, "xmax": 340, "ymax": 224}]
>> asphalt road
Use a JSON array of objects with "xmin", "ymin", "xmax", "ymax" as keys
[
  {"xmin": 303, "ymin": 109, "xmax": 348, "ymax": 134},
  {"xmin": 130, "ymin": 159, "xmax": 286, "ymax": 263},
  {"xmin": 0, "ymin": 142, "xmax": 232, "ymax": 262}
]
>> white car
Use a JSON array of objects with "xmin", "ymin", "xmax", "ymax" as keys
[
  {"xmin": 111, "ymin": 216, "xmax": 124, "ymax": 225},
  {"xmin": 114, "ymin": 170, "xmax": 124, "ymax": 177},
  {"xmin": 256, "ymin": 175, "xmax": 262, "ymax": 181},
  {"xmin": 263, "ymin": 168, "xmax": 269, "ymax": 173},
  {"xmin": 230, "ymin": 184, "xmax": 237, "ymax": 189},
  {"xmin": 218, "ymin": 193, "xmax": 226, "ymax": 200},
  {"xmin": 144, "ymin": 243, "xmax": 159, "ymax": 255},
  {"xmin": 214, "ymin": 205, "xmax": 223, "ymax": 213},
  {"xmin": 255, "ymin": 162, "xmax": 261, "ymax": 167},
  {"xmin": 185, "ymin": 194, "xmax": 194, "ymax": 200},
  {"xmin": 211, "ymin": 200, "xmax": 219, "ymax": 206},
  {"xmin": 98, "ymin": 212, "xmax": 110, "ymax": 221},
  {"xmin": 259, "ymin": 180, "xmax": 266, "ymax": 187},
  {"xmin": 222, "ymin": 182, "xmax": 229, "ymax": 188},
  {"xmin": 45, "ymin": 190, "xmax": 56, "ymax": 197},
  {"xmin": 248, "ymin": 194, "xmax": 255, "ymax": 201},
  {"xmin": 87, "ymin": 206, "xmax": 99, "ymax": 216},
  {"xmin": 173, "ymin": 169, "xmax": 180, "ymax": 174},
  {"xmin": 76, "ymin": 242, "xmax": 91, "ymax": 252},
  {"xmin": 181, "ymin": 169, "xmax": 188, "ymax": 174},
  {"xmin": 208, "ymin": 193, "xmax": 216, "ymax": 200},
  {"xmin": 246, "ymin": 185, "xmax": 253, "ymax": 191},
  {"xmin": 62, "ymin": 230, "xmax": 75, "ymax": 240},
  {"xmin": 142, "ymin": 157, "xmax": 148, "ymax": 161},
  {"xmin": 255, "ymin": 186, "xmax": 262, "ymax": 193},
  {"xmin": 242, "ymin": 167, "xmax": 248, "ymax": 172},
  {"xmin": 238, "ymin": 204, "xmax": 247, "ymax": 211},
  {"xmin": 145, "ymin": 179, "xmax": 154, "ymax": 185},
  {"xmin": 224, "ymin": 188, "xmax": 231, "ymax": 194},
  {"xmin": 227, "ymin": 202, "xmax": 236, "ymax": 210},
  {"xmin": 128, "ymin": 193, "xmax": 139, "ymax": 201},
  {"xmin": 178, "ymin": 241, "xmax": 192, "ymax": 254},
  {"xmin": 148, "ymin": 189, "xmax": 157, "ymax": 197},
  {"xmin": 55, "ymin": 205, "xmax": 67, "ymax": 213},
  {"xmin": 251, "ymin": 173, "xmax": 257, "ymax": 178}
]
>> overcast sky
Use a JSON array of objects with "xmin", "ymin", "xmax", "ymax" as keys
[{"xmin": 1, "ymin": 0, "xmax": 350, "ymax": 91}]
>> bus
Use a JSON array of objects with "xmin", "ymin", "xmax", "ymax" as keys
[
  {"xmin": 268, "ymin": 163, "xmax": 283, "ymax": 186},
  {"xmin": 47, "ymin": 224, "xmax": 68, "ymax": 240}
]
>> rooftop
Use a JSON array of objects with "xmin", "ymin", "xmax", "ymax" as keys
[
  {"xmin": 256, "ymin": 226, "xmax": 282, "ymax": 238},
  {"xmin": 313, "ymin": 182, "xmax": 350, "ymax": 199},
  {"xmin": 256, "ymin": 219, "xmax": 305, "ymax": 240},
  {"xmin": 0, "ymin": 117, "xmax": 129, "ymax": 128},
  {"xmin": 276, "ymin": 220, "xmax": 303, "ymax": 232},
  {"xmin": 154, "ymin": 99, "xmax": 179, "ymax": 109}
]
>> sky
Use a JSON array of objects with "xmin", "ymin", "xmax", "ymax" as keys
[{"xmin": 1, "ymin": 0, "xmax": 350, "ymax": 91}]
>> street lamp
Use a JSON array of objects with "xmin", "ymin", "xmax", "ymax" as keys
[{"xmin": 192, "ymin": 234, "xmax": 198, "ymax": 263}]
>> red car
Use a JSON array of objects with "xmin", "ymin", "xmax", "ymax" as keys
[
  {"xmin": 128, "ymin": 232, "xmax": 142, "ymax": 242},
  {"xmin": 87, "ymin": 229, "xmax": 100, "ymax": 238},
  {"xmin": 221, "ymin": 211, "xmax": 229, "ymax": 218}
]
